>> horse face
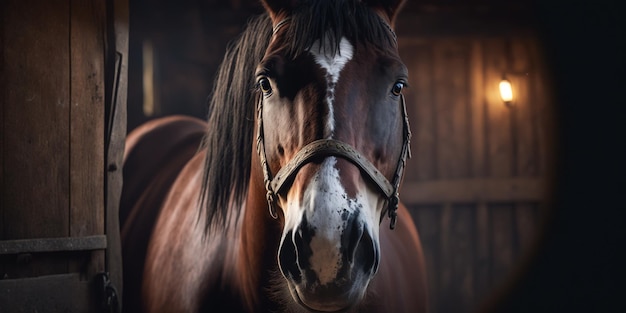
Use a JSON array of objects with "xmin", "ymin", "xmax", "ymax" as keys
[
  {"xmin": 257, "ymin": 29, "xmax": 407, "ymax": 313},
  {"xmin": 257, "ymin": 1, "xmax": 407, "ymax": 311}
]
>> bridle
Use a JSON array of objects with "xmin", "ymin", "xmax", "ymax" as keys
[{"xmin": 256, "ymin": 18, "xmax": 411, "ymax": 230}]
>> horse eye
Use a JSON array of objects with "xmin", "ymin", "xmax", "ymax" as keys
[
  {"xmin": 258, "ymin": 77, "xmax": 272, "ymax": 94},
  {"xmin": 391, "ymin": 81, "xmax": 404, "ymax": 96}
]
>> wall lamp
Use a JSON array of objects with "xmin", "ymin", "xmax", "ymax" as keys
[{"xmin": 499, "ymin": 77, "xmax": 513, "ymax": 107}]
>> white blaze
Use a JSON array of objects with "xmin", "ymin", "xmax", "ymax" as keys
[
  {"xmin": 302, "ymin": 157, "xmax": 347, "ymax": 285},
  {"xmin": 280, "ymin": 36, "xmax": 382, "ymax": 288},
  {"xmin": 308, "ymin": 37, "xmax": 354, "ymax": 138}
]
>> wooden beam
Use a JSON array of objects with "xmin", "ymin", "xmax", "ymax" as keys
[
  {"xmin": 0, "ymin": 235, "xmax": 107, "ymax": 255},
  {"xmin": 400, "ymin": 177, "xmax": 545, "ymax": 204}
]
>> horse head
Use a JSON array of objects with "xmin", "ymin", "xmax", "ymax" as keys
[{"xmin": 255, "ymin": 0, "xmax": 409, "ymax": 311}]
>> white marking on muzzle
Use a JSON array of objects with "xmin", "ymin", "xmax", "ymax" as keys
[
  {"xmin": 303, "ymin": 157, "xmax": 348, "ymax": 285},
  {"xmin": 309, "ymin": 37, "xmax": 354, "ymax": 139},
  {"xmin": 283, "ymin": 157, "xmax": 383, "ymax": 287}
]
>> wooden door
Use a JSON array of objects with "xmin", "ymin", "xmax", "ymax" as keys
[{"xmin": 0, "ymin": 0, "xmax": 127, "ymax": 311}]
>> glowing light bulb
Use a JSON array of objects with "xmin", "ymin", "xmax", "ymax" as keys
[{"xmin": 499, "ymin": 79, "xmax": 513, "ymax": 104}]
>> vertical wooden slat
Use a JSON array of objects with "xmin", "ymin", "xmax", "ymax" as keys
[
  {"xmin": 510, "ymin": 39, "xmax": 538, "ymax": 177},
  {"xmin": 438, "ymin": 203, "xmax": 451, "ymax": 311},
  {"xmin": 434, "ymin": 41, "xmax": 471, "ymax": 179},
  {"xmin": 514, "ymin": 203, "xmax": 538, "ymax": 259},
  {"xmin": 0, "ymin": 0, "xmax": 6, "ymax": 277},
  {"xmin": 3, "ymin": 0, "xmax": 70, "ymax": 238},
  {"xmin": 527, "ymin": 38, "xmax": 551, "ymax": 177},
  {"xmin": 508, "ymin": 38, "xmax": 541, "ymax": 264},
  {"xmin": 400, "ymin": 41, "xmax": 437, "ymax": 182},
  {"xmin": 484, "ymin": 39, "xmax": 512, "ymax": 178},
  {"xmin": 470, "ymin": 40, "xmax": 486, "ymax": 178},
  {"xmin": 490, "ymin": 204, "xmax": 515, "ymax": 285},
  {"xmin": 69, "ymin": 0, "xmax": 106, "ymax": 276},
  {"xmin": 470, "ymin": 39, "xmax": 492, "ymax": 310},
  {"xmin": 474, "ymin": 202, "xmax": 491, "ymax": 303},
  {"xmin": 3, "ymin": 0, "xmax": 70, "ymax": 269},
  {"xmin": 0, "ymin": 0, "xmax": 5, "ymax": 207},
  {"xmin": 439, "ymin": 204, "xmax": 475, "ymax": 313},
  {"xmin": 106, "ymin": 0, "xmax": 130, "ymax": 301},
  {"xmin": 412, "ymin": 205, "xmax": 441, "ymax": 313}
]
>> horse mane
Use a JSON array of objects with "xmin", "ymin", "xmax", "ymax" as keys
[
  {"xmin": 199, "ymin": 13, "xmax": 273, "ymax": 230},
  {"xmin": 199, "ymin": 1, "xmax": 397, "ymax": 230}
]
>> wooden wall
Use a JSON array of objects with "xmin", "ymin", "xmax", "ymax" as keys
[{"xmin": 398, "ymin": 35, "xmax": 551, "ymax": 313}]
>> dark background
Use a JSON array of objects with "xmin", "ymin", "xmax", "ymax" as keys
[{"xmin": 489, "ymin": 1, "xmax": 625, "ymax": 312}]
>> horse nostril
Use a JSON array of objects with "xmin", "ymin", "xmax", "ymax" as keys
[
  {"xmin": 278, "ymin": 230, "xmax": 302, "ymax": 283},
  {"xmin": 344, "ymin": 218, "xmax": 378, "ymax": 275},
  {"xmin": 345, "ymin": 220, "xmax": 364, "ymax": 265},
  {"xmin": 359, "ymin": 230, "xmax": 379, "ymax": 275}
]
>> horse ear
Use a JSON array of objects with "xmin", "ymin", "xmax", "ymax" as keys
[
  {"xmin": 361, "ymin": 0, "xmax": 406, "ymax": 25},
  {"xmin": 260, "ymin": 0, "xmax": 300, "ymax": 22}
]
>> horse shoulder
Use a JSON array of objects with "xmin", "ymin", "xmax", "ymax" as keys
[{"xmin": 142, "ymin": 151, "xmax": 226, "ymax": 312}]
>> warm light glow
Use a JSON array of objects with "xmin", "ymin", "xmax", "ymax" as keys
[
  {"xmin": 143, "ymin": 40, "xmax": 155, "ymax": 116},
  {"xmin": 499, "ymin": 79, "xmax": 513, "ymax": 103}
]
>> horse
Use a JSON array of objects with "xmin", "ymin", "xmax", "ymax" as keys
[{"xmin": 120, "ymin": 0, "xmax": 428, "ymax": 312}]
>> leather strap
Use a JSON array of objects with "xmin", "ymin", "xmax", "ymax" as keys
[{"xmin": 271, "ymin": 139, "xmax": 395, "ymax": 198}]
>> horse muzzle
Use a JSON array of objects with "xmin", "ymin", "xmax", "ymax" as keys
[{"xmin": 278, "ymin": 212, "xmax": 380, "ymax": 312}]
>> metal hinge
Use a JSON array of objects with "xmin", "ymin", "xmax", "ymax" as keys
[{"xmin": 97, "ymin": 272, "xmax": 120, "ymax": 313}]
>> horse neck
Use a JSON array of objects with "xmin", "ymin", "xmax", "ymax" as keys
[{"xmin": 235, "ymin": 153, "xmax": 283, "ymax": 311}]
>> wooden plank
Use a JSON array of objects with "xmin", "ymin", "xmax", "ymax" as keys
[
  {"xmin": 399, "ymin": 41, "xmax": 437, "ymax": 182},
  {"xmin": 70, "ymin": 0, "xmax": 105, "ymax": 239},
  {"xmin": 507, "ymin": 37, "xmax": 544, "ymax": 282},
  {"xmin": 490, "ymin": 204, "xmax": 515, "ymax": 286},
  {"xmin": 474, "ymin": 202, "xmax": 491, "ymax": 305},
  {"xmin": 510, "ymin": 37, "xmax": 543, "ymax": 270},
  {"xmin": 0, "ymin": 273, "xmax": 98, "ymax": 312},
  {"xmin": 509, "ymin": 39, "xmax": 539, "ymax": 177},
  {"xmin": 0, "ymin": 0, "xmax": 5, "ymax": 228},
  {"xmin": 412, "ymin": 205, "xmax": 441, "ymax": 313},
  {"xmin": 0, "ymin": 0, "xmax": 5, "ymax": 277},
  {"xmin": 433, "ymin": 41, "xmax": 471, "ymax": 179},
  {"xmin": 438, "ymin": 203, "xmax": 452, "ymax": 313},
  {"xmin": 3, "ymin": 0, "xmax": 70, "ymax": 238},
  {"xmin": 483, "ymin": 39, "xmax": 512, "ymax": 177},
  {"xmin": 106, "ymin": 0, "xmax": 129, "ymax": 301},
  {"xmin": 0, "ymin": 235, "xmax": 107, "ymax": 255},
  {"xmin": 2, "ymin": 0, "xmax": 70, "ymax": 278},
  {"xmin": 470, "ymin": 39, "xmax": 486, "ymax": 178},
  {"xmin": 69, "ymin": 0, "xmax": 106, "ymax": 277},
  {"xmin": 514, "ymin": 203, "xmax": 538, "ymax": 259},
  {"xmin": 439, "ymin": 204, "xmax": 475, "ymax": 313},
  {"xmin": 527, "ymin": 38, "xmax": 553, "ymax": 177},
  {"xmin": 401, "ymin": 177, "xmax": 544, "ymax": 204},
  {"xmin": 468, "ymin": 42, "xmax": 492, "ymax": 310}
]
